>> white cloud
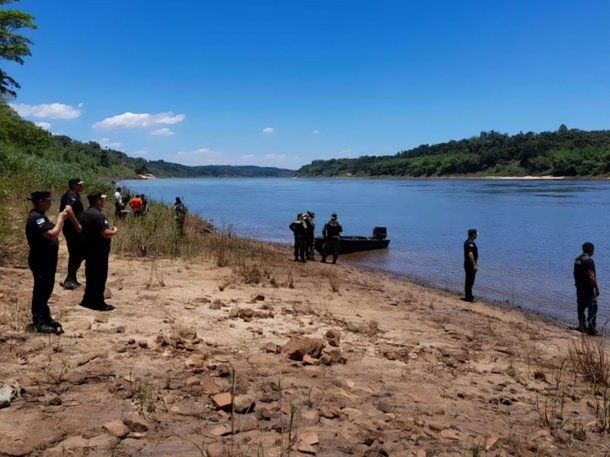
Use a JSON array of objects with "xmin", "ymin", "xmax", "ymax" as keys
[
  {"xmin": 93, "ymin": 111, "xmax": 186, "ymax": 130},
  {"xmin": 151, "ymin": 127, "xmax": 174, "ymax": 136},
  {"xmin": 312, "ymin": 130, "xmax": 319, "ymax": 135},
  {"xmin": 262, "ymin": 127, "xmax": 275, "ymax": 134},
  {"xmin": 10, "ymin": 102, "xmax": 82, "ymax": 120},
  {"xmin": 96, "ymin": 138, "xmax": 123, "ymax": 149},
  {"xmin": 35, "ymin": 121, "xmax": 52, "ymax": 131}
]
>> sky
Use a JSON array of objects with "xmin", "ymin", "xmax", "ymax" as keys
[{"xmin": 6, "ymin": 0, "xmax": 610, "ymax": 169}]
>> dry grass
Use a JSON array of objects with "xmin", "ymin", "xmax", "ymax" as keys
[{"xmin": 569, "ymin": 332, "xmax": 610, "ymax": 387}]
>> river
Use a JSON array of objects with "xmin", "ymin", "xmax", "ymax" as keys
[{"xmin": 120, "ymin": 177, "xmax": 610, "ymax": 326}]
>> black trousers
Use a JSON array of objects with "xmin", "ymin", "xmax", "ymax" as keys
[
  {"xmin": 305, "ymin": 234, "xmax": 315, "ymax": 259},
  {"xmin": 577, "ymin": 292, "xmax": 598, "ymax": 332},
  {"xmin": 64, "ymin": 231, "xmax": 84, "ymax": 281},
  {"xmin": 30, "ymin": 260, "xmax": 57, "ymax": 325},
  {"xmin": 322, "ymin": 238, "xmax": 340, "ymax": 263},
  {"xmin": 82, "ymin": 250, "xmax": 109, "ymax": 307},
  {"xmin": 293, "ymin": 235, "xmax": 306, "ymax": 261},
  {"xmin": 464, "ymin": 266, "xmax": 476, "ymax": 300}
]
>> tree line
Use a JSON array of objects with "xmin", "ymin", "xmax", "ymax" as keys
[{"xmin": 297, "ymin": 127, "xmax": 610, "ymax": 177}]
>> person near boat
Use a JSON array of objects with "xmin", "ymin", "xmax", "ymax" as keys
[
  {"xmin": 321, "ymin": 212, "xmax": 343, "ymax": 264},
  {"xmin": 289, "ymin": 212, "xmax": 307, "ymax": 262}
]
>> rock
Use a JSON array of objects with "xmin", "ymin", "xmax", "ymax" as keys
[
  {"xmin": 114, "ymin": 325, "xmax": 126, "ymax": 333},
  {"xmin": 325, "ymin": 329, "xmax": 341, "ymax": 346},
  {"xmin": 210, "ymin": 300, "xmax": 223, "ymax": 310},
  {"xmin": 138, "ymin": 340, "xmax": 148, "ymax": 348},
  {"xmin": 319, "ymin": 406, "xmax": 340, "ymax": 419},
  {"xmin": 416, "ymin": 450, "xmax": 427, "ymax": 457},
  {"xmin": 211, "ymin": 392, "xmax": 233, "ymax": 411},
  {"xmin": 302, "ymin": 355, "xmax": 320, "ymax": 366},
  {"xmin": 439, "ymin": 429, "xmax": 461, "ymax": 441},
  {"xmin": 253, "ymin": 294, "xmax": 265, "ymax": 301},
  {"xmin": 206, "ymin": 443, "xmax": 229, "ymax": 457},
  {"xmin": 320, "ymin": 347, "xmax": 345, "ymax": 365},
  {"xmin": 47, "ymin": 396, "xmax": 62, "ymax": 406},
  {"xmin": 298, "ymin": 431, "xmax": 319, "ymax": 446},
  {"xmin": 234, "ymin": 394, "xmax": 256, "ymax": 413},
  {"xmin": 123, "ymin": 414, "xmax": 150, "ymax": 433},
  {"xmin": 485, "ymin": 436, "xmax": 500, "ymax": 450},
  {"xmin": 236, "ymin": 414, "xmax": 259, "ymax": 432},
  {"xmin": 281, "ymin": 336, "xmax": 326, "ymax": 361},
  {"xmin": 104, "ymin": 288, "xmax": 113, "ymax": 299},
  {"xmin": 0, "ymin": 383, "xmax": 17, "ymax": 408},
  {"xmin": 374, "ymin": 399, "xmax": 393, "ymax": 414},
  {"xmin": 229, "ymin": 308, "xmax": 240, "ymax": 318},
  {"xmin": 296, "ymin": 441, "xmax": 317, "ymax": 454},
  {"xmin": 364, "ymin": 447, "xmax": 388, "ymax": 457},
  {"xmin": 200, "ymin": 377, "xmax": 220, "ymax": 394},
  {"xmin": 209, "ymin": 424, "xmax": 232, "ymax": 436},
  {"xmin": 177, "ymin": 327, "xmax": 197, "ymax": 340},
  {"xmin": 240, "ymin": 308, "xmax": 254, "ymax": 319},
  {"xmin": 94, "ymin": 315, "xmax": 108, "ymax": 323},
  {"xmin": 428, "ymin": 422, "xmax": 444, "ymax": 432},
  {"xmin": 103, "ymin": 419, "xmax": 130, "ymax": 439},
  {"xmin": 263, "ymin": 342, "xmax": 281, "ymax": 353}
]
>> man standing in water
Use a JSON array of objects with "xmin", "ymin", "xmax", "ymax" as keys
[
  {"xmin": 80, "ymin": 192, "xmax": 118, "ymax": 311},
  {"xmin": 321, "ymin": 212, "xmax": 343, "ymax": 264},
  {"xmin": 573, "ymin": 242, "xmax": 599, "ymax": 335},
  {"xmin": 463, "ymin": 228, "xmax": 478, "ymax": 302}
]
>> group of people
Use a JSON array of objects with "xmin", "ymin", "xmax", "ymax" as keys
[
  {"xmin": 113, "ymin": 187, "xmax": 148, "ymax": 218},
  {"xmin": 289, "ymin": 211, "xmax": 343, "ymax": 264},
  {"xmin": 26, "ymin": 179, "xmax": 118, "ymax": 333},
  {"xmin": 463, "ymin": 230, "xmax": 600, "ymax": 336}
]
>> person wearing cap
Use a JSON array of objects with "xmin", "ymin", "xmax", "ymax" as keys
[
  {"xmin": 174, "ymin": 197, "xmax": 188, "ymax": 236},
  {"xmin": 305, "ymin": 211, "xmax": 316, "ymax": 260},
  {"xmin": 573, "ymin": 242, "xmax": 600, "ymax": 335},
  {"xmin": 59, "ymin": 178, "xmax": 85, "ymax": 290},
  {"xmin": 463, "ymin": 228, "xmax": 478, "ymax": 302},
  {"xmin": 25, "ymin": 191, "xmax": 68, "ymax": 333},
  {"xmin": 289, "ymin": 212, "xmax": 307, "ymax": 262},
  {"xmin": 80, "ymin": 191, "xmax": 118, "ymax": 311},
  {"xmin": 321, "ymin": 212, "xmax": 343, "ymax": 264}
]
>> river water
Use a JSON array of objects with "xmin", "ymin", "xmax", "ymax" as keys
[{"xmin": 121, "ymin": 177, "xmax": 610, "ymax": 326}]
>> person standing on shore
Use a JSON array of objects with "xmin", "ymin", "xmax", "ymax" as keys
[
  {"xmin": 26, "ymin": 191, "xmax": 68, "ymax": 333},
  {"xmin": 321, "ymin": 212, "xmax": 343, "ymax": 264},
  {"xmin": 59, "ymin": 178, "xmax": 84, "ymax": 290},
  {"xmin": 114, "ymin": 187, "xmax": 124, "ymax": 219},
  {"xmin": 174, "ymin": 197, "xmax": 188, "ymax": 236},
  {"xmin": 80, "ymin": 192, "xmax": 118, "ymax": 311},
  {"xmin": 573, "ymin": 242, "xmax": 599, "ymax": 335},
  {"xmin": 305, "ymin": 211, "xmax": 316, "ymax": 260},
  {"xmin": 289, "ymin": 212, "xmax": 307, "ymax": 262},
  {"xmin": 129, "ymin": 194, "xmax": 144, "ymax": 216},
  {"xmin": 463, "ymin": 228, "xmax": 478, "ymax": 302}
]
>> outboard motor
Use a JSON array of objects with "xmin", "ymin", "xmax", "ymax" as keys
[{"xmin": 372, "ymin": 227, "xmax": 387, "ymax": 240}]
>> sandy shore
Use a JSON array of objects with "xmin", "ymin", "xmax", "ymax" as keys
[{"xmin": 1, "ymin": 242, "xmax": 609, "ymax": 457}]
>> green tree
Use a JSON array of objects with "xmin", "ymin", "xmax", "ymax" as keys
[{"xmin": 0, "ymin": 0, "xmax": 36, "ymax": 99}]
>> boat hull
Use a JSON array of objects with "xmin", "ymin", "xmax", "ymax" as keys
[{"xmin": 314, "ymin": 236, "xmax": 390, "ymax": 255}]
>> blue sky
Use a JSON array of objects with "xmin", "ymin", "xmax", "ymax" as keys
[{"xmin": 7, "ymin": 0, "xmax": 610, "ymax": 169}]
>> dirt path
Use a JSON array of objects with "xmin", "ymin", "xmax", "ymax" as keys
[{"xmin": 0, "ymin": 247, "xmax": 609, "ymax": 457}]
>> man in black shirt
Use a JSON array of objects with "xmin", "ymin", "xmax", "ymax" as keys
[
  {"xmin": 26, "ymin": 191, "xmax": 68, "ymax": 333},
  {"xmin": 289, "ymin": 213, "xmax": 307, "ymax": 262},
  {"xmin": 321, "ymin": 213, "xmax": 343, "ymax": 264},
  {"xmin": 573, "ymin": 242, "xmax": 600, "ymax": 335},
  {"xmin": 463, "ymin": 228, "xmax": 478, "ymax": 302},
  {"xmin": 305, "ymin": 211, "xmax": 316, "ymax": 260},
  {"xmin": 59, "ymin": 178, "xmax": 84, "ymax": 290},
  {"xmin": 80, "ymin": 192, "xmax": 118, "ymax": 311}
]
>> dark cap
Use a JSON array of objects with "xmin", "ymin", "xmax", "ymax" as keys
[
  {"xmin": 68, "ymin": 178, "xmax": 84, "ymax": 187},
  {"xmin": 307, "ymin": 211, "xmax": 315, "ymax": 217},
  {"xmin": 582, "ymin": 242, "xmax": 595, "ymax": 254},
  {"xmin": 29, "ymin": 191, "xmax": 52, "ymax": 203},
  {"xmin": 468, "ymin": 228, "xmax": 478, "ymax": 237},
  {"xmin": 87, "ymin": 191, "xmax": 107, "ymax": 205},
  {"xmin": 331, "ymin": 212, "xmax": 337, "ymax": 218}
]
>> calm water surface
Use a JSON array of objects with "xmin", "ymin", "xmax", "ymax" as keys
[{"xmin": 121, "ymin": 178, "xmax": 610, "ymax": 325}]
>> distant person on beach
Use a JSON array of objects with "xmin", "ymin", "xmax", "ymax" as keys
[
  {"xmin": 80, "ymin": 192, "xmax": 118, "ymax": 312},
  {"xmin": 129, "ymin": 194, "xmax": 143, "ymax": 216},
  {"xmin": 26, "ymin": 191, "xmax": 67, "ymax": 333},
  {"xmin": 174, "ymin": 197, "xmax": 188, "ymax": 236},
  {"xmin": 114, "ymin": 187, "xmax": 124, "ymax": 219},
  {"xmin": 463, "ymin": 228, "xmax": 478, "ymax": 302},
  {"xmin": 573, "ymin": 242, "xmax": 599, "ymax": 335},
  {"xmin": 305, "ymin": 211, "xmax": 316, "ymax": 260},
  {"xmin": 321, "ymin": 212, "xmax": 343, "ymax": 264},
  {"xmin": 289, "ymin": 212, "xmax": 307, "ymax": 262},
  {"xmin": 59, "ymin": 178, "xmax": 84, "ymax": 290}
]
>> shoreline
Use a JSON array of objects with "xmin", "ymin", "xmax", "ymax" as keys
[{"xmin": 127, "ymin": 174, "xmax": 610, "ymax": 181}]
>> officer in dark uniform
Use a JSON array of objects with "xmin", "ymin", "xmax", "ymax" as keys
[
  {"xmin": 321, "ymin": 212, "xmax": 343, "ymax": 264},
  {"xmin": 305, "ymin": 211, "xmax": 316, "ymax": 260},
  {"xmin": 59, "ymin": 178, "xmax": 84, "ymax": 289},
  {"xmin": 80, "ymin": 192, "xmax": 118, "ymax": 311},
  {"xmin": 289, "ymin": 212, "xmax": 307, "ymax": 262},
  {"xmin": 463, "ymin": 228, "xmax": 478, "ymax": 302},
  {"xmin": 26, "ymin": 191, "xmax": 68, "ymax": 333},
  {"xmin": 573, "ymin": 242, "xmax": 600, "ymax": 335}
]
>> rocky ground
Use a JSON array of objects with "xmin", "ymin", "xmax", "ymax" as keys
[{"xmin": 1, "ymin": 245, "xmax": 609, "ymax": 457}]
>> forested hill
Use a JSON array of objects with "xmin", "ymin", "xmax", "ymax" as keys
[
  {"xmin": 0, "ymin": 103, "xmax": 294, "ymax": 179},
  {"xmin": 297, "ymin": 127, "xmax": 610, "ymax": 177}
]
